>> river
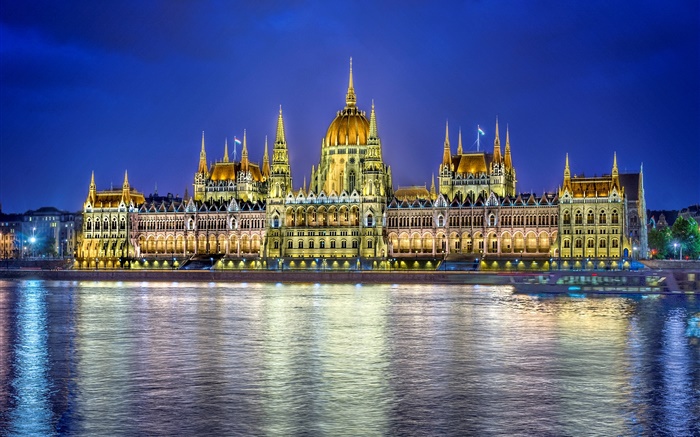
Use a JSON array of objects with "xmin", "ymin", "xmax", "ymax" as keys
[{"xmin": 1, "ymin": 279, "xmax": 699, "ymax": 435}]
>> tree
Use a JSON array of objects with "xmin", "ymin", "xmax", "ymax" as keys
[
  {"xmin": 670, "ymin": 216, "xmax": 700, "ymax": 259},
  {"xmin": 37, "ymin": 235, "xmax": 57, "ymax": 257},
  {"xmin": 648, "ymin": 227, "xmax": 671, "ymax": 259}
]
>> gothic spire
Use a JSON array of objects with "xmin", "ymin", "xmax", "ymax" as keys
[
  {"xmin": 275, "ymin": 105, "xmax": 286, "ymax": 146},
  {"xmin": 457, "ymin": 127, "xmax": 463, "ymax": 155},
  {"xmin": 564, "ymin": 153, "xmax": 570, "ymax": 180},
  {"xmin": 369, "ymin": 100, "xmax": 378, "ymax": 138},
  {"xmin": 612, "ymin": 151, "xmax": 618, "ymax": 176},
  {"xmin": 223, "ymin": 138, "xmax": 229, "ymax": 163},
  {"xmin": 241, "ymin": 129, "xmax": 249, "ymax": 172},
  {"xmin": 121, "ymin": 170, "xmax": 131, "ymax": 204},
  {"xmin": 430, "ymin": 173, "xmax": 436, "ymax": 197},
  {"xmin": 262, "ymin": 136, "xmax": 270, "ymax": 177},
  {"xmin": 493, "ymin": 117, "xmax": 502, "ymax": 162},
  {"xmin": 504, "ymin": 124, "xmax": 512, "ymax": 169},
  {"xmin": 442, "ymin": 120, "xmax": 451, "ymax": 167},
  {"xmin": 346, "ymin": 57, "xmax": 356, "ymax": 107},
  {"xmin": 87, "ymin": 171, "xmax": 96, "ymax": 205},
  {"xmin": 198, "ymin": 131, "xmax": 208, "ymax": 174}
]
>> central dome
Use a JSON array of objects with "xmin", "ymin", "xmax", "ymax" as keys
[
  {"xmin": 325, "ymin": 107, "xmax": 369, "ymax": 147},
  {"xmin": 324, "ymin": 58, "xmax": 370, "ymax": 147}
]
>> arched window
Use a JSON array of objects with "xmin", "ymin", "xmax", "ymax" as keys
[
  {"xmin": 575, "ymin": 210, "xmax": 583, "ymax": 225},
  {"xmin": 587, "ymin": 210, "xmax": 594, "ymax": 224},
  {"xmin": 298, "ymin": 241, "xmax": 303, "ymax": 249},
  {"xmin": 272, "ymin": 216, "xmax": 280, "ymax": 228},
  {"xmin": 563, "ymin": 239, "xmax": 571, "ymax": 248},
  {"xmin": 599, "ymin": 211, "xmax": 606, "ymax": 224},
  {"xmin": 612, "ymin": 210, "xmax": 619, "ymax": 224},
  {"xmin": 437, "ymin": 215, "xmax": 444, "ymax": 227},
  {"xmin": 599, "ymin": 239, "xmax": 606, "ymax": 248},
  {"xmin": 349, "ymin": 171, "xmax": 356, "ymax": 193},
  {"xmin": 367, "ymin": 214, "xmax": 374, "ymax": 227},
  {"xmin": 587, "ymin": 239, "xmax": 595, "ymax": 248},
  {"xmin": 575, "ymin": 238, "xmax": 582, "ymax": 248},
  {"xmin": 488, "ymin": 214, "xmax": 496, "ymax": 226}
]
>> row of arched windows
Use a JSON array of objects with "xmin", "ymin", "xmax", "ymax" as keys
[{"xmin": 562, "ymin": 209, "xmax": 619, "ymax": 226}]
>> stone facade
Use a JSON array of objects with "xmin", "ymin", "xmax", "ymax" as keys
[{"xmin": 77, "ymin": 62, "xmax": 647, "ymax": 269}]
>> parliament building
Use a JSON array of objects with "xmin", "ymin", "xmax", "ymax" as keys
[{"xmin": 76, "ymin": 62, "xmax": 647, "ymax": 270}]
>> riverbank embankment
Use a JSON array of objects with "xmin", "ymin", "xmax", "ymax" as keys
[{"xmin": 0, "ymin": 268, "xmax": 516, "ymax": 285}]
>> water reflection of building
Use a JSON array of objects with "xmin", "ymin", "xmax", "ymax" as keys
[{"xmin": 75, "ymin": 61, "xmax": 648, "ymax": 269}]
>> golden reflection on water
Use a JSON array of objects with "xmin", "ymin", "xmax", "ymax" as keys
[
  {"xmin": 2, "ymin": 280, "xmax": 698, "ymax": 435},
  {"xmin": 260, "ymin": 283, "xmax": 391, "ymax": 435}
]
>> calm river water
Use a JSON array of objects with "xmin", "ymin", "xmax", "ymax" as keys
[{"xmin": 1, "ymin": 279, "xmax": 699, "ymax": 436}]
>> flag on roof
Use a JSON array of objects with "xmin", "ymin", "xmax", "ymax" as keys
[{"xmin": 478, "ymin": 126, "xmax": 485, "ymax": 136}]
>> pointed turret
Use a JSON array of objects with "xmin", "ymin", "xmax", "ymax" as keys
[
  {"xmin": 430, "ymin": 174, "xmax": 436, "ymax": 199},
  {"xmin": 369, "ymin": 100, "xmax": 378, "ymax": 138},
  {"xmin": 310, "ymin": 165, "xmax": 315, "ymax": 192},
  {"xmin": 564, "ymin": 153, "xmax": 570, "ymax": 180},
  {"xmin": 262, "ymin": 136, "xmax": 270, "ymax": 178},
  {"xmin": 442, "ymin": 120, "xmax": 452, "ymax": 167},
  {"xmin": 611, "ymin": 151, "xmax": 620, "ymax": 190},
  {"xmin": 241, "ymin": 130, "xmax": 249, "ymax": 172},
  {"xmin": 457, "ymin": 127, "xmax": 463, "ymax": 155},
  {"xmin": 198, "ymin": 131, "xmax": 208, "ymax": 174},
  {"xmin": 87, "ymin": 171, "xmax": 96, "ymax": 205},
  {"xmin": 272, "ymin": 106, "xmax": 292, "ymax": 196},
  {"xmin": 275, "ymin": 105, "xmax": 286, "ymax": 146},
  {"xmin": 121, "ymin": 170, "xmax": 131, "ymax": 204},
  {"xmin": 493, "ymin": 117, "xmax": 502, "ymax": 163},
  {"xmin": 346, "ymin": 57, "xmax": 356, "ymax": 107},
  {"xmin": 223, "ymin": 138, "xmax": 229, "ymax": 163},
  {"xmin": 504, "ymin": 124, "xmax": 512, "ymax": 169}
]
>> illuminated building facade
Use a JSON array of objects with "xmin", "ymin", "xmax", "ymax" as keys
[
  {"xmin": 265, "ymin": 60, "xmax": 393, "ymax": 261},
  {"xmin": 77, "ymin": 171, "xmax": 145, "ymax": 269},
  {"xmin": 558, "ymin": 153, "xmax": 647, "ymax": 261},
  {"xmin": 76, "ymin": 62, "xmax": 647, "ymax": 269}
]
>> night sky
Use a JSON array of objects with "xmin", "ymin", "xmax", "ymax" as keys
[{"xmin": 1, "ymin": 1, "xmax": 698, "ymax": 213}]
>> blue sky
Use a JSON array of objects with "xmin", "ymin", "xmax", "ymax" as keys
[{"xmin": 1, "ymin": 1, "xmax": 698, "ymax": 212}]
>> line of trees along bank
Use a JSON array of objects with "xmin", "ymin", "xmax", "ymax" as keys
[{"xmin": 648, "ymin": 216, "xmax": 700, "ymax": 259}]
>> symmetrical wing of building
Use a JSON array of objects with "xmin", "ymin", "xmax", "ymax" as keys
[{"xmin": 76, "ymin": 62, "xmax": 647, "ymax": 270}]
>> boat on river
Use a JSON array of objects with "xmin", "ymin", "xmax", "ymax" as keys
[{"xmin": 509, "ymin": 270, "xmax": 692, "ymax": 295}]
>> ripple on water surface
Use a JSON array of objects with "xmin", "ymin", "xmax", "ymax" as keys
[{"xmin": 0, "ymin": 280, "xmax": 698, "ymax": 435}]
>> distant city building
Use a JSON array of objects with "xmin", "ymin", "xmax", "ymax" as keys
[
  {"xmin": 0, "ymin": 211, "xmax": 22, "ymax": 259},
  {"xmin": 679, "ymin": 204, "xmax": 700, "ymax": 223},
  {"xmin": 75, "ymin": 62, "xmax": 648, "ymax": 269}
]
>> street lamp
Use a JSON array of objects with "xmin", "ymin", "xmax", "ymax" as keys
[{"xmin": 674, "ymin": 242, "xmax": 679, "ymax": 260}]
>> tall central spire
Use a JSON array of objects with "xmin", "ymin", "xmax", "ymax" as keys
[{"xmin": 346, "ymin": 57, "xmax": 356, "ymax": 107}]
